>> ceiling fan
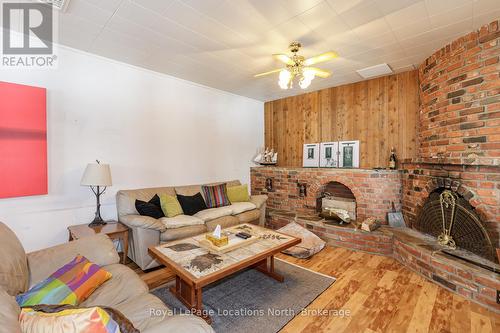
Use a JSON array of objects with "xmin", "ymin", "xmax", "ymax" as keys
[{"xmin": 255, "ymin": 42, "xmax": 338, "ymax": 90}]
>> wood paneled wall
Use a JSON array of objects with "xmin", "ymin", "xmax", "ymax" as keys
[{"xmin": 264, "ymin": 70, "xmax": 419, "ymax": 168}]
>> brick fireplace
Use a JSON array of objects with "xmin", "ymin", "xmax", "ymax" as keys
[
  {"xmin": 401, "ymin": 19, "xmax": 500, "ymax": 255},
  {"xmin": 250, "ymin": 20, "xmax": 500, "ymax": 312},
  {"xmin": 250, "ymin": 167, "xmax": 402, "ymax": 223}
]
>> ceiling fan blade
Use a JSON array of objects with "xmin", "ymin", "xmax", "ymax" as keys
[
  {"xmin": 254, "ymin": 68, "xmax": 282, "ymax": 77},
  {"xmin": 304, "ymin": 51, "xmax": 338, "ymax": 66},
  {"xmin": 304, "ymin": 67, "xmax": 332, "ymax": 78},
  {"xmin": 273, "ymin": 53, "xmax": 295, "ymax": 65}
]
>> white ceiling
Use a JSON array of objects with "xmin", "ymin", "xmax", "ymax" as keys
[{"xmin": 44, "ymin": 1, "xmax": 500, "ymax": 100}]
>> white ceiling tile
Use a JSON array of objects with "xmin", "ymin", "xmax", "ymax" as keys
[
  {"xmin": 91, "ymin": 29, "xmax": 151, "ymax": 62},
  {"xmin": 114, "ymin": 0, "xmax": 219, "ymax": 52},
  {"xmin": 473, "ymin": 0, "xmax": 500, "ymax": 16},
  {"xmin": 162, "ymin": 0, "xmax": 249, "ymax": 48},
  {"xmin": 180, "ymin": 0, "xmax": 225, "ymax": 15},
  {"xmin": 277, "ymin": 0, "xmax": 325, "ymax": 17},
  {"xmin": 198, "ymin": 1, "xmax": 273, "ymax": 42},
  {"xmin": 298, "ymin": 2, "xmax": 351, "ymax": 38},
  {"xmin": 82, "ymin": 0, "xmax": 123, "ymax": 12},
  {"xmin": 374, "ymin": 0, "xmax": 422, "ymax": 15},
  {"xmin": 473, "ymin": 8, "xmax": 500, "ymax": 29},
  {"xmin": 239, "ymin": 0, "xmax": 296, "ymax": 27},
  {"xmin": 65, "ymin": 0, "xmax": 116, "ymax": 26},
  {"xmin": 392, "ymin": 18, "xmax": 433, "ymax": 41},
  {"xmin": 52, "ymin": 0, "xmax": 497, "ymax": 100},
  {"xmin": 336, "ymin": 0, "xmax": 385, "ymax": 28},
  {"xmin": 424, "ymin": 0, "xmax": 472, "ymax": 14},
  {"xmin": 385, "ymin": 1, "xmax": 429, "ymax": 29},
  {"xmin": 428, "ymin": 3, "xmax": 473, "ymax": 29},
  {"xmin": 351, "ymin": 17, "xmax": 393, "ymax": 36},
  {"xmin": 131, "ymin": 0, "xmax": 176, "ymax": 14},
  {"xmin": 270, "ymin": 17, "xmax": 323, "ymax": 46},
  {"xmin": 327, "ymin": 0, "xmax": 369, "ymax": 14}
]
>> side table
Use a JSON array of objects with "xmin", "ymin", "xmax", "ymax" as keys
[{"xmin": 68, "ymin": 221, "xmax": 129, "ymax": 264}]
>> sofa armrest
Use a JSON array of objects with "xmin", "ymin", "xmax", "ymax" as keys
[
  {"xmin": 250, "ymin": 194, "xmax": 268, "ymax": 209},
  {"xmin": 27, "ymin": 234, "xmax": 120, "ymax": 287},
  {"xmin": 120, "ymin": 215, "xmax": 166, "ymax": 232}
]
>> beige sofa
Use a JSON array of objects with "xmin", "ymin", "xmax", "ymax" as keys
[
  {"xmin": 117, "ymin": 180, "xmax": 268, "ymax": 270},
  {"xmin": 0, "ymin": 222, "xmax": 214, "ymax": 333}
]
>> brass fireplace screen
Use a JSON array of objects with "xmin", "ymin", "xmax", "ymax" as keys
[{"xmin": 415, "ymin": 189, "xmax": 497, "ymax": 263}]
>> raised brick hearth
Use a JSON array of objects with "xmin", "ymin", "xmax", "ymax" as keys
[
  {"xmin": 266, "ymin": 209, "xmax": 500, "ymax": 312},
  {"xmin": 250, "ymin": 167, "xmax": 402, "ymax": 223}
]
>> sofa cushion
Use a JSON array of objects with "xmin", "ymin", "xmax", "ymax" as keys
[
  {"xmin": 159, "ymin": 215, "xmax": 205, "ymax": 229},
  {"xmin": 17, "ymin": 255, "xmax": 112, "ymax": 307},
  {"xmin": 116, "ymin": 187, "xmax": 176, "ymax": 217},
  {"xmin": 0, "ymin": 222, "xmax": 28, "ymax": 296},
  {"xmin": 19, "ymin": 306, "xmax": 124, "ymax": 333},
  {"xmin": 27, "ymin": 234, "xmax": 120, "ymax": 288},
  {"xmin": 277, "ymin": 222, "xmax": 326, "ymax": 259},
  {"xmin": 114, "ymin": 293, "xmax": 169, "ymax": 331},
  {"xmin": 81, "ymin": 264, "xmax": 148, "ymax": 308},
  {"xmin": 194, "ymin": 207, "xmax": 233, "ymax": 222},
  {"xmin": 230, "ymin": 202, "xmax": 257, "ymax": 215},
  {"xmin": 0, "ymin": 288, "xmax": 21, "ymax": 333},
  {"xmin": 235, "ymin": 209, "xmax": 261, "ymax": 224},
  {"xmin": 135, "ymin": 194, "xmax": 164, "ymax": 219},
  {"xmin": 201, "ymin": 183, "xmax": 230, "ymax": 208},
  {"xmin": 159, "ymin": 194, "xmax": 183, "ymax": 218},
  {"xmin": 160, "ymin": 225, "xmax": 207, "ymax": 242},
  {"xmin": 227, "ymin": 184, "xmax": 250, "ymax": 203},
  {"xmin": 143, "ymin": 314, "xmax": 215, "ymax": 333},
  {"xmin": 206, "ymin": 215, "xmax": 240, "ymax": 231},
  {"xmin": 177, "ymin": 193, "xmax": 207, "ymax": 216}
]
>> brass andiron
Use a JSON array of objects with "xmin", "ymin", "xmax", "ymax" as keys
[{"xmin": 438, "ymin": 190, "xmax": 457, "ymax": 250}]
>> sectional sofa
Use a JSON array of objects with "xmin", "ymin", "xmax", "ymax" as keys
[
  {"xmin": 0, "ymin": 222, "xmax": 213, "ymax": 333},
  {"xmin": 116, "ymin": 180, "xmax": 268, "ymax": 270}
]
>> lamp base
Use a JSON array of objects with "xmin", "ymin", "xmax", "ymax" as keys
[{"xmin": 88, "ymin": 217, "xmax": 107, "ymax": 228}]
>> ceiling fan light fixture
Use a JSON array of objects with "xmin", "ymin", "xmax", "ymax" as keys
[
  {"xmin": 256, "ymin": 42, "xmax": 337, "ymax": 90},
  {"xmin": 299, "ymin": 78, "xmax": 311, "ymax": 89},
  {"xmin": 278, "ymin": 69, "xmax": 291, "ymax": 89}
]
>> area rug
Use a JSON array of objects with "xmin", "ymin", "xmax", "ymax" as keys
[{"xmin": 152, "ymin": 258, "xmax": 335, "ymax": 333}]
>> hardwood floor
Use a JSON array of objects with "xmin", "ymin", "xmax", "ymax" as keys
[{"xmin": 130, "ymin": 246, "xmax": 499, "ymax": 332}]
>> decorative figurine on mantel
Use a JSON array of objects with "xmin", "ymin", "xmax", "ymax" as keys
[
  {"xmin": 253, "ymin": 147, "xmax": 278, "ymax": 165},
  {"xmin": 389, "ymin": 147, "xmax": 397, "ymax": 170}
]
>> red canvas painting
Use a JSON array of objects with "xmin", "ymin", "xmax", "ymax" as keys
[{"xmin": 0, "ymin": 81, "xmax": 47, "ymax": 198}]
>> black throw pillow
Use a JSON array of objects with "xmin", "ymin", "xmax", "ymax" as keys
[
  {"xmin": 176, "ymin": 192, "xmax": 207, "ymax": 216},
  {"xmin": 135, "ymin": 194, "xmax": 164, "ymax": 219}
]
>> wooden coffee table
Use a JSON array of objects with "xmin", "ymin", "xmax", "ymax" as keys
[{"xmin": 148, "ymin": 223, "xmax": 300, "ymax": 324}]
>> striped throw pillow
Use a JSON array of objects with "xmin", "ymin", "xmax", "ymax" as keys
[
  {"xmin": 16, "ymin": 256, "xmax": 112, "ymax": 307},
  {"xmin": 202, "ymin": 183, "xmax": 231, "ymax": 208}
]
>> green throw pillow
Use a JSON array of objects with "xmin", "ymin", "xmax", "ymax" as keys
[
  {"xmin": 159, "ymin": 194, "xmax": 183, "ymax": 218},
  {"xmin": 227, "ymin": 184, "xmax": 250, "ymax": 203}
]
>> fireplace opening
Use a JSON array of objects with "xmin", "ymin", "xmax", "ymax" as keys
[
  {"xmin": 316, "ymin": 181, "xmax": 356, "ymax": 222},
  {"xmin": 415, "ymin": 188, "xmax": 497, "ymax": 263}
]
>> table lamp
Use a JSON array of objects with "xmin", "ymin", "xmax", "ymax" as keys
[{"xmin": 81, "ymin": 160, "xmax": 112, "ymax": 227}]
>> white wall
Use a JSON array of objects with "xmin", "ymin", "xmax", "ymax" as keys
[{"xmin": 0, "ymin": 45, "xmax": 263, "ymax": 252}]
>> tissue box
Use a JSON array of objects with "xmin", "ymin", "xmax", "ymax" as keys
[{"xmin": 205, "ymin": 234, "xmax": 229, "ymax": 247}]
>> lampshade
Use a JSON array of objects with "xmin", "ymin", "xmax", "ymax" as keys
[{"xmin": 81, "ymin": 163, "xmax": 112, "ymax": 186}]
